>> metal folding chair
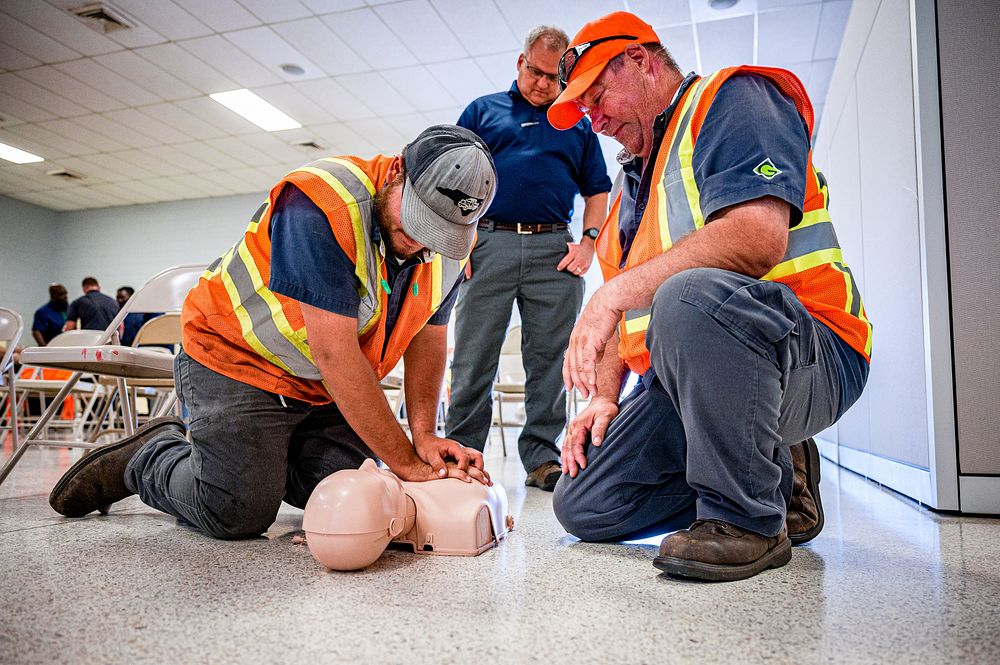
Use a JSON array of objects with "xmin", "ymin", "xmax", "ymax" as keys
[{"xmin": 0, "ymin": 307, "xmax": 25, "ymax": 451}]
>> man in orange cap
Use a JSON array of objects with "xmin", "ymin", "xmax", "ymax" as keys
[{"xmin": 547, "ymin": 12, "xmax": 872, "ymax": 581}]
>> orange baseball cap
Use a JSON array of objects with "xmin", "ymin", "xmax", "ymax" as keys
[{"xmin": 547, "ymin": 12, "xmax": 660, "ymax": 131}]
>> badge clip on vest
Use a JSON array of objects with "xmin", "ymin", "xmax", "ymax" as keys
[{"xmin": 302, "ymin": 459, "xmax": 513, "ymax": 571}]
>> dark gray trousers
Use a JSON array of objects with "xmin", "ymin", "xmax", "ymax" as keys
[
  {"xmin": 446, "ymin": 227, "xmax": 584, "ymax": 473},
  {"xmin": 553, "ymin": 268, "xmax": 868, "ymax": 541},
  {"xmin": 124, "ymin": 350, "xmax": 374, "ymax": 539}
]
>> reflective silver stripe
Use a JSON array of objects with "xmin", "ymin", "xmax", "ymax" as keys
[
  {"xmin": 662, "ymin": 77, "xmax": 711, "ymax": 245},
  {"xmin": 226, "ymin": 248, "xmax": 322, "ymax": 379},
  {"xmin": 781, "ymin": 221, "xmax": 840, "ymax": 262},
  {"xmin": 437, "ymin": 257, "xmax": 464, "ymax": 309},
  {"xmin": 206, "ymin": 254, "xmax": 223, "ymax": 273},
  {"xmin": 250, "ymin": 201, "xmax": 268, "ymax": 224},
  {"xmin": 835, "ymin": 262, "xmax": 863, "ymax": 318}
]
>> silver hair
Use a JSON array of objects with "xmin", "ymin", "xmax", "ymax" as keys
[{"xmin": 524, "ymin": 25, "xmax": 569, "ymax": 54}]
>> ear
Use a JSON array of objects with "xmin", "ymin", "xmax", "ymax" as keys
[
  {"xmin": 622, "ymin": 43, "xmax": 649, "ymax": 71},
  {"xmin": 516, "ymin": 53, "xmax": 525, "ymax": 71},
  {"xmin": 386, "ymin": 154, "xmax": 403, "ymax": 182}
]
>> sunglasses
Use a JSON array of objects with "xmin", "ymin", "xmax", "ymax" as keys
[{"xmin": 557, "ymin": 34, "xmax": 638, "ymax": 90}]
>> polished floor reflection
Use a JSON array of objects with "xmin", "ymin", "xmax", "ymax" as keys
[{"xmin": 2, "ymin": 434, "xmax": 998, "ymax": 664}]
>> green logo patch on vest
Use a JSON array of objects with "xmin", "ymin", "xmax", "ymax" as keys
[{"xmin": 753, "ymin": 158, "xmax": 782, "ymax": 180}]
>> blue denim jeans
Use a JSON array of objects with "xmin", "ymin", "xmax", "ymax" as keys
[
  {"xmin": 553, "ymin": 268, "xmax": 868, "ymax": 541},
  {"xmin": 124, "ymin": 350, "xmax": 374, "ymax": 539}
]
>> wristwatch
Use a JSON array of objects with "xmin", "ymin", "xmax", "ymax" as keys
[{"xmin": 582, "ymin": 227, "xmax": 600, "ymax": 241}]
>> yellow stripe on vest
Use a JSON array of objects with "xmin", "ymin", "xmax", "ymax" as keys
[
  {"xmin": 431, "ymin": 255, "xmax": 443, "ymax": 309},
  {"xmin": 624, "ymin": 313, "xmax": 651, "ymax": 335},
  {"xmin": 763, "ymin": 247, "xmax": 845, "ymax": 280}
]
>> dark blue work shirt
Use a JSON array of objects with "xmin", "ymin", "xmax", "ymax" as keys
[
  {"xmin": 620, "ymin": 72, "xmax": 810, "ymax": 264},
  {"xmin": 268, "ymin": 184, "xmax": 460, "ymax": 340},
  {"xmin": 32, "ymin": 302, "xmax": 67, "ymax": 343},
  {"xmin": 66, "ymin": 290, "xmax": 119, "ymax": 331},
  {"xmin": 457, "ymin": 82, "xmax": 611, "ymax": 224}
]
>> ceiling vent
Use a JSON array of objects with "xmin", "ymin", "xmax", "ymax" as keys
[
  {"xmin": 46, "ymin": 169, "xmax": 85, "ymax": 181},
  {"xmin": 291, "ymin": 139, "xmax": 327, "ymax": 151},
  {"xmin": 68, "ymin": 2, "xmax": 135, "ymax": 33}
]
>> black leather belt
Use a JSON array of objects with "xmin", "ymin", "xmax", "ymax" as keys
[{"xmin": 478, "ymin": 220, "xmax": 567, "ymax": 234}]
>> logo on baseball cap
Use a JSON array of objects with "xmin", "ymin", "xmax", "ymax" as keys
[
  {"xmin": 548, "ymin": 12, "xmax": 661, "ymax": 131},
  {"xmin": 400, "ymin": 125, "xmax": 497, "ymax": 260}
]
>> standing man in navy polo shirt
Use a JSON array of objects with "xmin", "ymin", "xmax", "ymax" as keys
[{"xmin": 446, "ymin": 26, "xmax": 612, "ymax": 492}]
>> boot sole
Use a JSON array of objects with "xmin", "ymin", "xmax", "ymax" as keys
[
  {"xmin": 49, "ymin": 417, "xmax": 182, "ymax": 517},
  {"xmin": 652, "ymin": 537, "xmax": 792, "ymax": 582},
  {"xmin": 789, "ymin": 437, "xmax": 824, "ymax": 546}
]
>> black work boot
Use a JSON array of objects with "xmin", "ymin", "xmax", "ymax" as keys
[
  {"xmin": 49, "ymin": 416, "xmax": 185, "ymax": 517},
  {"xmin": 653, "ymin": 520, "xmax": 792, "ymax": 582},
  {"xmin": 787, "ymin": 438, "xmax": 824, "ymax": 545}
]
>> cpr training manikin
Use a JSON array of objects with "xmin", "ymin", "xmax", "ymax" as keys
[{"xmin": 302, "ymin": 459, "xmax": 513, "ymax": 571}]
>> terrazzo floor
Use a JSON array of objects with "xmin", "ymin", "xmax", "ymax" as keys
[{"xmin": 2, "ymin": 431, "xmax": 999, "ymax": 664}]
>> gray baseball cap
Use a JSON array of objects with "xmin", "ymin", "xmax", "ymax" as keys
[{"xmin": 400, "ymin": 125, "xmax": 497, "ymax": 260}]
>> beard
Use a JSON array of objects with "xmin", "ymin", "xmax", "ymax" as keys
[{"xmin": 374, "ymin": 173, "xmax": 420, "ymax": 261}]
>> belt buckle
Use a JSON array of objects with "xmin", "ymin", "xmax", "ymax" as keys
[{"xmin": 516, "ymin": 222, "xmax": 532, "ymax": 235}]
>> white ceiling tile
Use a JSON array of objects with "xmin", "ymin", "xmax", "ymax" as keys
[
  {"xmin": 630, "ymin": 0, "xmax": 692, "ymax": 27},
  {"xmin": 0, "ymin": 41, "xmax": 41, "ymax": 71},
  {"xmin": 136, "ymin": 175, "xmax": 190, "ymax": 198},
  {"xmin": 421, "ymin": 106, "xmax": 465, "ymax": 127},
  {"xmin": 2, "ymin": 123, "xmax": 95, "ymax": 157},
  {"xmin": 93, "ymin": 50, "xmax": 201, "ymax": 101},
  {"xmin": 382, "ymin": 113, "xmax": 435, "ymax": 142},
  {"xmin": 122, "ymin": 178, "xmax": 174, "ymax": 202},
  {"xmin": 140, "ymin": 103, "xmax": 232, "ymax": 141},
  {"xmin": 25, "ymin": 65, "xmax": 128, "ymax": 113},
  {"xmin": 133, "ymin": 44, "xmax": 238, "ymax": 95},
  {"xmin": 42, "ymin": 0, "xmax": 168, "ymax": 49},
  {"xmin": 171, "ymin": 141, "xmax": 245, "ymax": 170},
  {"xmin": 225, "ymin": 166, "xmax": 278, "ymax": 191},
  {"xmin": 343, "ymin": 118, "xmax": 406, "ymax": 153},
  {"xmin": 237, "ymin": 133, "xmax": 313, "ymax": 163},
  {"xmin": 72, "ymin": 153, "xmax": 151, "ymax": 181},
  {"xmin": 270, "ymin": 18, "xmax": 369, "ymax": 76},
  {"xmin": 16, "ymin": 188, "xmax": 79, "ymax": 210},
  {"xmin": 173, "ymin": 0, "xmax": 261, "ymax": 32},
  {"xmin": 300, "ymin": 0, "xmax": 366, "ymax": 14},
  {"xmin": 374, "ymin": 0, "xmax": 467, "ymax": 63},
  {"xmin": 255, "ymin": 83, "xmax": 332, "ymax": 125},
  {"xmin": 109, "ymin": 0, "xmax": 213, "ymax": 40},
  {"xmin": 112, "ymin": 149, "xmax": 187, "ymax": 178},
  {"xmin": 179, "ymin": 35, "xmax": 282, "ymax": 88},
  {"xmin": 0, "ymin": 13, "xmax": 81, "ymax": 63},
  {"xmin": 814, "ymin": 0, "xmax": 851, "ymax": 60},
  {"xmin": 474, "ymin": 52, "xmax": 519, "ymax": 90},
  {"xmin": 0, "ymin": 130, "xmax": 66, "ymax": 162},
  {"xmin": 757, "ymin": 4, "xmax": 822, "ymax": 66},
  {"xmin": 75, "ymin": 114, "xmax": 161, "ymax": 149},
  {"xmin": 430, "ymin": 0, "xmax": 519, "ymax": 56},
  {"xmin": 655, "ymin": 24, "xmax": 698, "ymax": 73},
  {"xmin": 497, "ymin": 0, "xmax": 621, "ymax": 42},
  {"xmin": 380, "ymin": 66, "xmax": 458, "ymax": 111},
  {"xmin": 759, "ymin": 0, "xmax": 817, "ymax": 8},
  {"xmin": 690, "ymin": 0, "xmax": 759, "ymax": 22},
  {"xmin": 808, "ymin": 58, "xmax": 836, "ymax": 105},
  {"xmin": 321, "ymin": 9, "xmax": 417, "ymax": 70},
  {"xmin": 202, "ymin": 136, "xmax": 280, "ymax": 166},
  {"xmin": 60, "ymin": 185, "xmax": 120, "ymax": 207},
  {"xmin": 168, "ymin": 173, "xmax": 228, "ymax": 197},
  {"xmin": 89, "ymin": 182, "xmax": 160, "ymax": 205},
  {"xmin": 310, "ymin": 122, "xmax": 377, "ymax": 155},
  {"xmin": 224, "ymin": 27, "xmax": 326, "ymax": 82},
  {"xmin": 53, "ymin": 156, "xmax": 128, "ymax": 182},
  {"xmin": 144, "ymin": 144, "xmax": 214, "ymax": 173},
  {"xmin": 54, "ymin": 59, "xmax": 163, "ymax": 106},
  {"xmin": 293, "ymin": 78, "xmax": 374, "ymax": 121},
  {"xmin": 102, "ymin": 108, "xmax": 193, "ymax": 144},
  {"xmin": 0, "ymin": 94, "xmax": 57, "ymax": 123},
  {"xmin": 173, "ymin": 96, "xmax": 262, "ymax": 135},
  {"xmin": 74, "ymin": 185, "xmax": 136, "ymax": 207},
  {"xmin": 238, "ymin": 0, "xmax": 312, "ymax": 22},
  {"xmin": 336, "ymin": 72, "xmax": 416, "ymax": 115},
  {"xmin": 426, "ymin": 60, "xmax": 497, "ymax": 108},
  {"xmin": 37, "ymin": 119, "xmax": 120, "ymax": 151},
  {"xmin": 0, "ymin": 73, "xmax": 82, "ymax": 118},
  {"xmin": 696, "ymin": 16, "xmax": 754, "ymax": 73},
  {"xmin": 2, "ymin": 0, "xmax": 123, "ymax": 56}
]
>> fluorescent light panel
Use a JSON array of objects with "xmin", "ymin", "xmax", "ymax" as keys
[
  {"xmin": 209, "ymin": 89, "xmax": 302, "ymax": 132},
  {"xmin": 0, "ymin": 142, "xmax": 44, "ymax": 164}
]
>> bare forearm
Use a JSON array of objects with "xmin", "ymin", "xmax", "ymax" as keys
[
  {"xmin": 402, "ymin": 324, "xmax": 447, "ymax": 435},
  {"xmin": 582, "ymin": 192, "xmax": 609, "ymax": 232},
  {"xmin": 593, "ymin": 330, "xmax": 628, "ymax": 402},
  {"xmin": 32, "ymin": 331, "xmax": 46, "ymax": 346}
]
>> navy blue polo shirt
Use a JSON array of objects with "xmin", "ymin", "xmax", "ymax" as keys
[
  {"xmin": 66, "ymin": 290, "xmax": 119, "ymax": 331},
  {"xmin": 32, "ymin": 302, "xmax": 67, "ymax": 343},
  {"xmin": 619, "ymin": 73, "xmax": 811, "ymax": 263},
  {"xmin": 457, "ymin": 82, "xmax": 611, "ymax": 224},
  {"xmin": 268, "ymin": 184, "xmax": 460, "ymax": 339}
]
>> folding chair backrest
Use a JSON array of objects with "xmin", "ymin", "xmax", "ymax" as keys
[
  {"xmin": 132, "ymin": 313, "xmax": 182, "ymax": 347},
  {"xmin": 99, "ymin": 264, "xmax": 206, "ymax": 344},
  {"xmin": 0, "ymin": 306, "xmax": 24, "ymax": 377},
  {"xmin": 497, "ymin": 326, "xmax": 525, "ymax": 384},
  {"xmin": 44, "ymin": 330, "xmax": 106, "ymax": 347}
]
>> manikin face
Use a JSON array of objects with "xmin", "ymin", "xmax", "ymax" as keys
[
  {"xmin": 577, "ymin": 48, "xmax": 660, "ymax": 158},
  {"xmin": 375, "ymin": 160, "xmax": 427, "ymax": 261},
  {"xmin": 516, "ymin": 44, "xmax": 562, "ymax": 107}
]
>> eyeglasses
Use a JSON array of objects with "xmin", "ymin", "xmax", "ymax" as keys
[
  {"xmin": 557, "ymin": 34, "xmax": 638, "ymax": 90},
  {"xmin": 522, "ymin": 58, "xmax": 558, "ymax": 84}
]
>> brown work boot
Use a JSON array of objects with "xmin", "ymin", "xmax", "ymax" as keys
[
  {"xmin": 49, "ymin": 416, "xmax": 185, "ymax": 518},
  {"xmin": 524, "ymin": 461, "xmax": 562, "ymax": 492},
  {"xmin": 653, "ymin": 520, "xmax": 792, "ymax": 582},
  {"xmin": 787, "ymin": 438, "xmax": 824, "ymax": 545}
]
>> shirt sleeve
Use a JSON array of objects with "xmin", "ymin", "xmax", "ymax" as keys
[
  {"xmin": 65, "ymin": 299, "xmax": 79, "ymax": 324},
  {"xmin": 692, "ymin": 74, "xmax": 810, "ymax": 226},
  {"xmin": 576, "ymin": 123, "xmax": 613, "ymax": 197},
  {"xmin": 31, "ymin": 309, "xmax": 45, "ymax": 333},
  {"xmin": 426, "ymin": 273, "xmax": 463, "ymax": 326},
  {"xmin": 268, "ymin": 183, "xmax": 362, "ymax": 316},
  {"xmin": 456, "ymin": 101, "xmax": 479, "ymax": 134}
]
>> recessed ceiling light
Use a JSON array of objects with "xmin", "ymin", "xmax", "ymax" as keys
[
  {"xmin": 708, "ymin": 0, "xmax": 740, "ymax": 9},
  {"xmin": 280, "ymin": 63, "xmax": 305, "ymax": 76},
  {"xmin": 0, "ymin": 141, "xmax": 44, "ymax": 164},
  {"xmin": 209, "ymin": 89, "xmax": 302, "ymax": 132}
]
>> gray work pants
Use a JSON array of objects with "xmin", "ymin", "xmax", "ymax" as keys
[
  {"xmin": 446, "ymin": 227, "xmax": 584, "ymax": 473},
  {"xmin": 124, "ymin": 350, "xmax": 374, "ymax": 539},
  {"xmin": 553, "ymin": 268, "xmax": 868, "ymax": 541}
]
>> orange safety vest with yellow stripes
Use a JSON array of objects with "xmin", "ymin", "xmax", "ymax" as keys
[
  {"xmin": 597, "ymin": 66, "xmax": 873, "ymax": 376},
  {"xmin": 182, "ymin": 155, "xmax": 466, "ymax": 405}
]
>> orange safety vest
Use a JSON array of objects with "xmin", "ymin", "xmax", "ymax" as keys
[
  {"xmin": 597, "ymin": 66, "xmax": 873, "ymax": 375},
  {"xmin": 183, "ymin": 155, "xmax": 466, "ymax": 404}
]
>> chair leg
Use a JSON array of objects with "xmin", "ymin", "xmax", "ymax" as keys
[{"xmin": 495, "ymin": 392, "xmax": 507, "ymax": 457}]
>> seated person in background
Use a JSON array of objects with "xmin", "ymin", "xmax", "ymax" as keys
[
  {"xmin": 64, "ymin": 277, "xmax": 119, "ymax": 333},
  {"xmin": 49, "ymin": 125, "xmax": 499, "ymax": 542},
  {"xmin": 116, "ymin": 286, "xmax": 161, "ymax": 347},
  {"xmin": 31, "ymin": 283, "xmax": 68, "ymax": 346}
]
